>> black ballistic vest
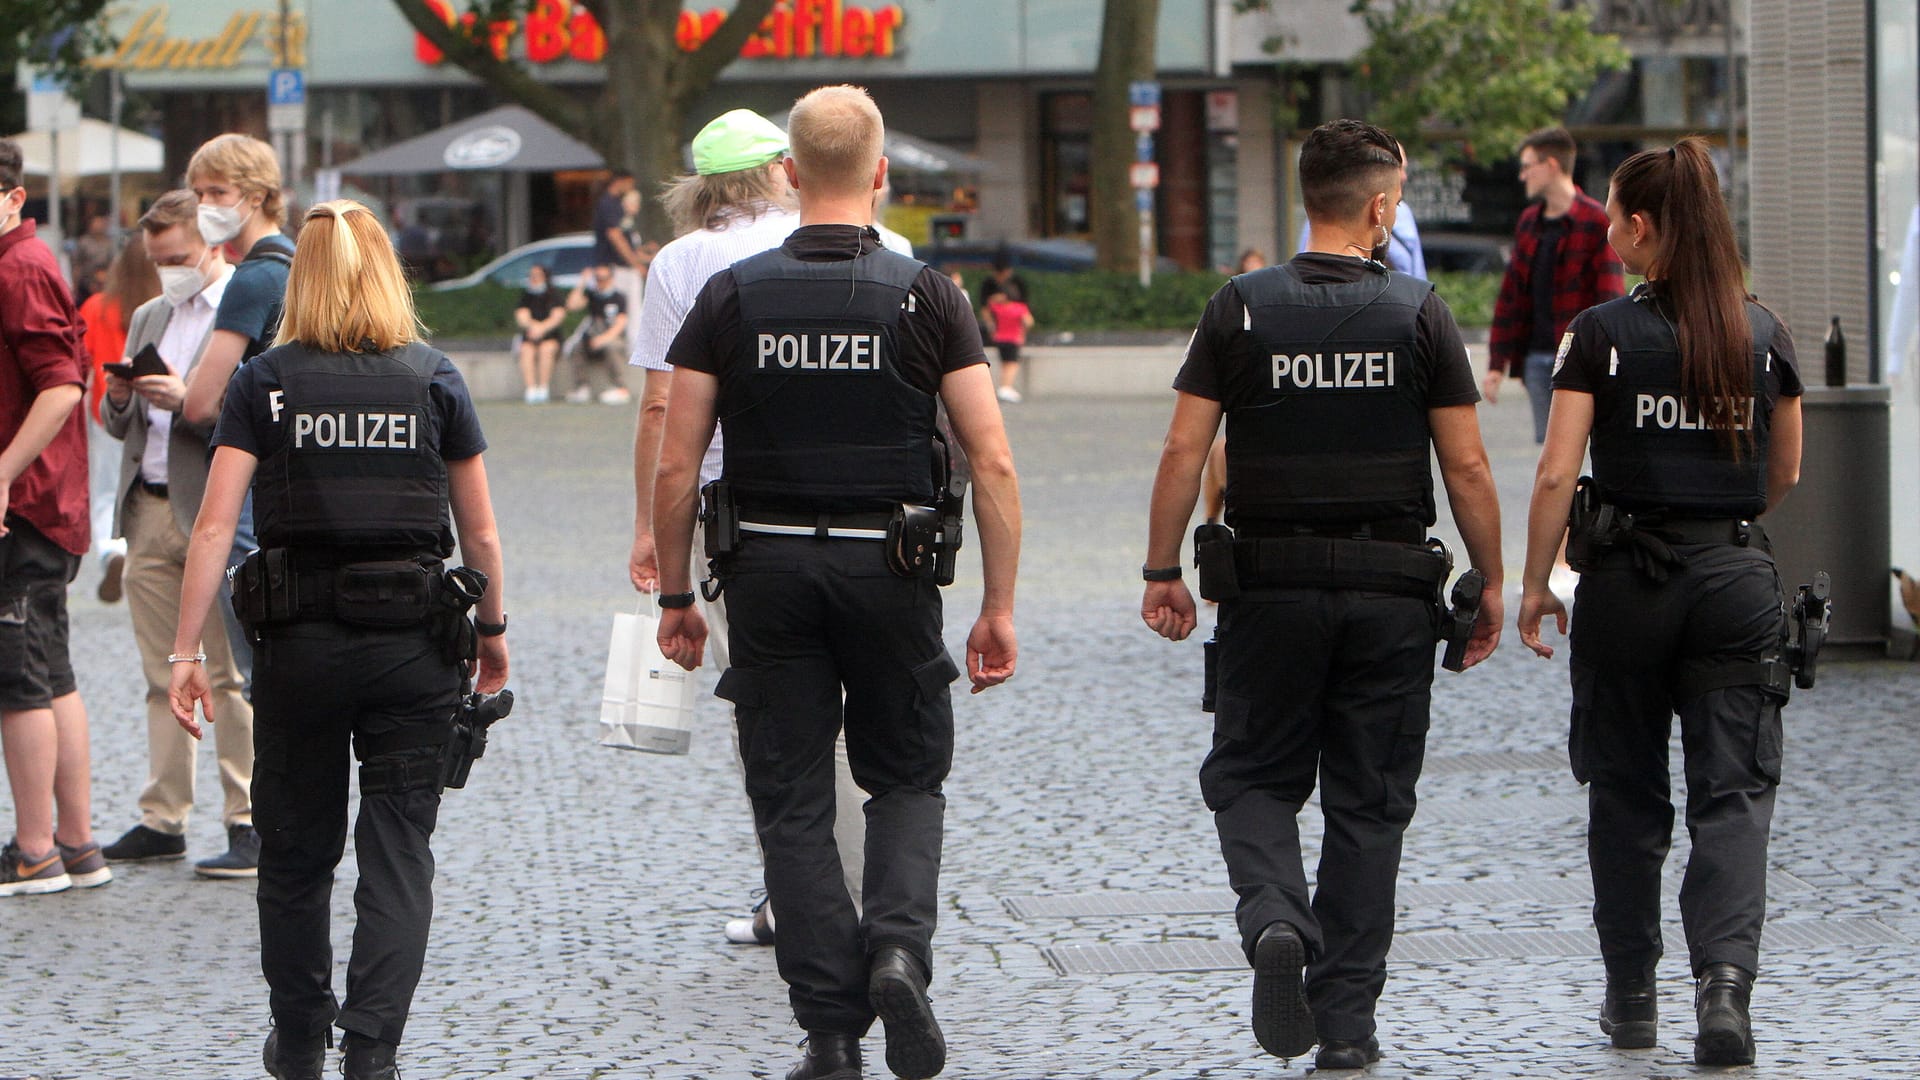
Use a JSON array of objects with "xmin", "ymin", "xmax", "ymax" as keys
[
  {"xmin": 1224, "ymin": 265, "xmax": 1437, "ymax": 527},
  {"xmin": 1584, "ymin": 293, "xmax": 1780, "ymax": 519},
  {"xmin": 719, "ymin": 247, "xmax": 937, "ymax": 512},
  {"xmin": 254, "ymin": 342, "xmax": 454, "ymax": 556}
]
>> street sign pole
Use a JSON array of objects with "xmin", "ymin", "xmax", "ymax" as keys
[
  {"xmin": 268, "ymin": 67, "xmax": 307, "ymax": 193},
  {"xmin": 1128, "ymin": 81, "xmax": 1162, "ymax": 289}
]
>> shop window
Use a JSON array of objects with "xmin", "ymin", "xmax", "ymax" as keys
[{"xmin": 1041, "ymin": 92, "xmax": 1092, "ymax": 237}]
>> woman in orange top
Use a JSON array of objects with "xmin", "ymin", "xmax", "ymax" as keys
[{"xmin": 79, "ymin": 235, "xmax": 159, "ymax": 600}]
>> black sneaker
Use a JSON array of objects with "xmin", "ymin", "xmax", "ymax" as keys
[
  {"xmin": 1314, "ymin": 1036, "xmax": 1381, "ymax": 1070},
  {"xmin": 57, "ymin": 839, "xmax": 113, "ymax": 888},
  {"xmin": 1251, "ymin": 921, "xmax": 1316, "ymax": 1059},
  {"xmin": 195, "ymin": 823, "xmax": 260, "ymax": 879},
  {"xmin": 341, "ymin": 1031, "xmax": 400, "ymax": 1080},
  {"xmin": 101, "ymin": 824, "xmax": 186, "ymax": 862}
]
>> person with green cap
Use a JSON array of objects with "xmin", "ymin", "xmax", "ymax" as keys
[{"xmin": 627, "ymin": 107, "xmax": 873, "ymax": 950}]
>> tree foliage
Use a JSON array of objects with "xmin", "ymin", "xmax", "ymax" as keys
[
  {"xmin": 397, "ymin": 0, "xmax": 779, "ymax": 241},
  {"xmin": 1347, "ymin": 0, "xmax": 1628, "ymax": 160},
  {"xmin": 0, "ymin": 0, "xmax": 114, "ymax": 132}
]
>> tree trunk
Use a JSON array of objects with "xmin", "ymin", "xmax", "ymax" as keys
[{"xmin": 1090, "ymin": 0, "xmax": 1161, "ymax": 274}]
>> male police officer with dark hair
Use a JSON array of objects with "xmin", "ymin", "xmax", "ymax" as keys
[
  {"xmin": 653, "ymin": 85, "xmax": 1020, "ymax": 1080},
  {"xmin": 1141, "ymin": 119, "xmax": 1503, "ymax": 1072}
]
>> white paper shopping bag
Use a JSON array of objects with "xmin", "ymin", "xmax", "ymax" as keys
[{"xmin": 598, "ymin": 605, "xmax": 697, "ymax": 754}]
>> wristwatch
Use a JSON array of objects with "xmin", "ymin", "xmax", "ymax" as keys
[
  {"xmin": 658, "ymin": 592, "xmax": 697, "ymax": 609},
  {"xmin": 474, "ymin": 615, "xmax": 508, "ymax": 637},
  {"xmin": 1141, "ymin": 564, "xmax": 1183, "ymax": 582}
]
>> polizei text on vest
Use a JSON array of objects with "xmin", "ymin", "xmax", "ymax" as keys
[
  {"xmin": 1270, "ymin": 351, "xmax": 1397, "ymax": 390},
  {"xmin": 757, "ymin": 332, "xmax": 884, "ymax": 371},
  {"xmin": 291, "ymin": 409, "xmax": 422, "ymax": 450}
]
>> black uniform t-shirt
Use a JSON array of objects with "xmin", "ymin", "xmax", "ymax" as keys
[
  {"xmin": 665, "ymin": 224, "xmax": 988, "ymax": 392},
  {"xmin": 213, "ymin": 344, "xmax": 489, "ymax": 462},
  {"xmin": 1551, "ymin": 300, "xmax": 1803, "ymax": 399},
  {"xmin": 1174, "ymin": 253, "xmax": 1480, "ymax": 409}
]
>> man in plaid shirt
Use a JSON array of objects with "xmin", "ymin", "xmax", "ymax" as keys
[{"xmin": 1484, "ymin": 127, "xmax": 1625, "ymax": 442}]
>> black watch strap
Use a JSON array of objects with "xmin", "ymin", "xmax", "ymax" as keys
[
  {"xmin": 1141, "ymin": 564, "xmax": 1183, "ymax": 582},
  {"xmin": 658, "ymin": 591, "xmax": 697, "ymax": 609},
  {"xmin": 474, "ymin": 615, "xmax": 508, "ymax": 637}
]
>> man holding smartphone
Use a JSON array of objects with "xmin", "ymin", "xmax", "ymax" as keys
[{"xmin": 99, "ymin": 190, "xmax": 258, "ymax": 877}]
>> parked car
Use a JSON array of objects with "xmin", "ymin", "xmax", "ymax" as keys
[
  {"xmin": 921, "ymin": 237, "xmax": 1182, "ymax": 274},
  {"xmin": 426, "ymin": 232, "xmax": 597, "ymax": 292}
]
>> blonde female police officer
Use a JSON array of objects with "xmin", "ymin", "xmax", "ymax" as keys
[
  {"xmin": 170, "ymin": 200, "xmax": 508, "ymax": 1080},
  {"xmin": 1518, "ymin": 138, "xmax": 1803, "ymax": 1067}
]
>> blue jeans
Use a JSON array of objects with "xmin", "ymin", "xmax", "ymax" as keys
[{"xmin": 1524, "ymin": 351, "xmax": 1557, "ymax": 444}]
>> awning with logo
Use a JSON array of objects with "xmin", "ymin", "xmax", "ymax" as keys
[{"xmin": 342, "ymin": 104, "xmax": 604, "ymax": 175}]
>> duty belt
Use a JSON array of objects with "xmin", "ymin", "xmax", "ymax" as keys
[
  {"xmin": 1235, "ymin": 518, "xmax": 1426, "ymax": 545},
  {"xmin": 1231, "ymin": 535, "xmax": 1447, "ymax": 596},
  {"xmin": 1640, "ymin": 517, "xmax": 1767, "ymax": 550},
  {"xmin": 737, "ymin": 508, "xmax": 894, "ymax": 542}
]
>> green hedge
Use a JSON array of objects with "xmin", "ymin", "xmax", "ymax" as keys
[
  {"xmin": 414, "ymin": 267, "xmax": 1507, "ymax": 341},
  {"xmin": 412, "ymin": 282, "xmax": 584, "ymax": 342}
]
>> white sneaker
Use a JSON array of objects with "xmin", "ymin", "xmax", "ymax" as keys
[
  {"xmin": 996, "ymin": 386, "xmax": 1022, "ymax": 403},
  {"xmin": 598, "ymin": 387, "xmax": 632, "ymax": 405},
  {"xmin": 564, "ymin": 386, "xmax": 593, "ymax": 404},
  {"xmin": 723, "ymin": 897, "xmax": 775, "ymax": 945},
  {"xmin": 523, "ymin": 386, "xmax": 540, "ymax": 404}
]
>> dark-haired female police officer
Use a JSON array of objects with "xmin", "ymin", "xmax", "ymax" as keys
[{"xmin": 1519, "ymin": 138, "xmax": 1803, "ymax": 1067}]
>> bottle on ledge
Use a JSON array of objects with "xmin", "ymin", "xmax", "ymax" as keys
[{"xmin": 1825, "ymin": 316, "xmax": 1846, "ymax": 388}]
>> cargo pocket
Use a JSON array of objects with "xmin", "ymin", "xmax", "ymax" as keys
[
  {"xmin": 1211, "ymin": 690, "xmax": 1254, "ymax": 744},
  {"xmin": 1568, "ymin": 659, "xmax": 1597, "ymax": 784},
  {"xmin": 906, "ymin": 651, "xmax": 960, "ymax": 785},
  {"xmin": 715, "ymin": 667, "xmax": 782, "ymax": 798},
  {"xmin": 1753, "ymin": 693, "xmax": 1785, "ymax": 784},
  {"xmin": 0, "ymin": 596, "xmax": 27, "ymax": 700},
  {"xmin": 1380, "ymin": 696, "xmax": 1431, "ymax": 823}
]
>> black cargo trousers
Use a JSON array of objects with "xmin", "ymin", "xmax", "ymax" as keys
[
  {"xmin": 716, "ymin": 534, "xmax": 961, "ymax": 1035},
  {"xmin": 1199, "ymin": 586, "xmax": 1437, "ymax": 1045},
  {"xmin": 249, "ymin": 617, "xmax": 463, "ymax": 1046},
  {"xmin": 1567, "ymin": 540, "xmax": 1788, "ymax": 984}
]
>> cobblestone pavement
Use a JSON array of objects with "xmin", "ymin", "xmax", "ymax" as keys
[{"xmin": 5, "ymin": 381, "xmax": 1919, "ymax": 1079}]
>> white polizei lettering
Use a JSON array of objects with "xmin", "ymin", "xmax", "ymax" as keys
[
  {"xmin": 1343, "ymin": 353, "xmax": 1364, "ymax": 386},
  {"xmin": 779, "ymin": 335, "xmax": 804, "ymax": 369},
  {"xmin": 1765, "ymin": 350, "xmax": 1773, "ymax": 372},
  {"xmin": 1634, "ymin": 394, "xmax": 1758, "ymax": 431},
  {"xmin": 1609, "ymin": 347, "xmax": 1620, "ymax": 377},
  {"xmin": 1268, "ymin": 350, "xmax": 1398, "ymax": 390},
  {"xmin": 269, "ymin": 389, "xmax": 285, "ymax": 423},
  {"xmin": 291, "ymin": 411, "xmax": 421, "ymax": 449},
  {"xmin": 850, "ymin": 334, "xmax": 876, "ymax": 369},
  {"xmin": 757, "ymin": 334, "xmax": 778, "ymax": 369},
  {"xmin": 760, "ymin": 332, "xmax": 883, "ymax": 372},
  {"xmin": 292, "ymin": 413, "xmax": 314, "ymax": 445},
  {"xmin": 1243, "ymin": 305, "xmax": 1252, "ymax": 331},
  {"xmin": 825, "ymin": 334, "xmax": 850, "ymax": 370},
  {"xmin": 364, "ymin": 413, "xmax": 386, "ymax": 446},
  {"xmin": 1367, "ymin": 352, "xmax": 1387, "ymax": 386}
]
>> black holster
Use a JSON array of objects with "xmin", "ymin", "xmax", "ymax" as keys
[
  {"xmin": 1786, "ymin": 571, "xmax": 1832, "ymax": 690},
  {"xmin": 441, "ymin": 688, "xmax": 515, "ymax": 790},
  {"xmin": 1566, "ymin": 476, "xmax": 1633, "ymax": 571}
]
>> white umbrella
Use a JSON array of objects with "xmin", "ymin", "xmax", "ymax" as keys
[{"xmin": 7, "ymin": 118, "xmax": 165, "ymax": 179}]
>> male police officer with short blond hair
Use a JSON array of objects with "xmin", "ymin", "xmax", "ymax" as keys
[
  {"xmin": 1142, "ymin": 119, "xmax": 1503, "ymax": 1072},
  {"xmin": 653, "ymin": 84, "xmax": 1020, "ymax": 1080}
]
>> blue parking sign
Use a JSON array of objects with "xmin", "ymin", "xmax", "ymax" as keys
[
  {"xmin": 268, "ymin": 69, "xmax": 305, "ymax": 106},
  {"xmin": 1128, "ymin": 81, "xmax": 1160, "ymax": 108}
]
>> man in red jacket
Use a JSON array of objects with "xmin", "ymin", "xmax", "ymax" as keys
[
  {"xmin": 1484, "ymin": 127, "xmax": 1625, "ymax": 442},
  {"xmin": 0, "ymin": 138, "xmax": 107, "ymax": 896}
]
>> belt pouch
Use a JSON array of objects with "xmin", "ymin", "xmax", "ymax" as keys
[
  {"xmin": 333, "ymin": 561, "xmax": 435, "ymax": 627},
  {"xmin": 885, "ymin": 504, "xmax": 942, "ymax": 578},
  {"xmin": 1194, "ymin": 522, "xmax": 1239, "ymax": 602}
]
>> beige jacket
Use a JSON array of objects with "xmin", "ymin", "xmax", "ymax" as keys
[{"xmin": 100, "ymin": 294, "xmax": 220, "ymax": 538}]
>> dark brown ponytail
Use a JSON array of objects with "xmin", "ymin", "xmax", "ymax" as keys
[{"xmin": 1609, "ymin": 136, "xmax": 1754, "ymax": 454}]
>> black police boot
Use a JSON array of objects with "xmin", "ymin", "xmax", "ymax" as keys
[
  {"xmin": 785, "ymin": 1032, "xmax": 862, "ymax": 1080},
  {"xmin": 1313, "ymin": 1036, "xmax": 1381, "ymax": 1070},
  {"xmin": 1599, "ymin": 977, "xmax": 1658, "ymax": 1049},
  {"xmin": 262, "ymin": 1025, "xmax": 327, "ymax": 1080},
  {"xmin": 1693, "ymin": 963, "xmax": 1756, "ymax": 1066},
  {"xmin": 340, "ymin": 1031, "xmax": 400, "ymax": 1080},
  {"xmin": 868, "ymin": 945, "xmax": 946, "ymax": 1078},
  {"xmin": 1250, "ymin": 921, "xmax": 1316, "ymax": 1059}
]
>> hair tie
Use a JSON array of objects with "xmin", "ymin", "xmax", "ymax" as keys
[{"xmin": 1667, "ymin": 146, "xmax": 1677, "ymax": 160}]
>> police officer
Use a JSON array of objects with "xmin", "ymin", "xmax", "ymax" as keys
[
  {"xmin": 653, "ymin": 85, "xmax": 1020, "ymax": 1080},
  {"xmin": 1518, "ymin": 137, "xmax": 1803, "ymax": 1068},
  {"xmin": 1141, "ymin": 119, "xmax": 1503, "ymax": 1071},
  {"xmin": 169, "ymin": 200, "xmax": 509, "ymax": 1080}
]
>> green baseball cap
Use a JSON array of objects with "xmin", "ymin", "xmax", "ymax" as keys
[{"xmin": 692, "ymin": 109, "xmax": 788, "ymax": 176}]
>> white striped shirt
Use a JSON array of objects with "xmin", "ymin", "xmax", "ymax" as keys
[{"xmin": 631, "ymin": 204, "xmax": 801, "ymax": 483}]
